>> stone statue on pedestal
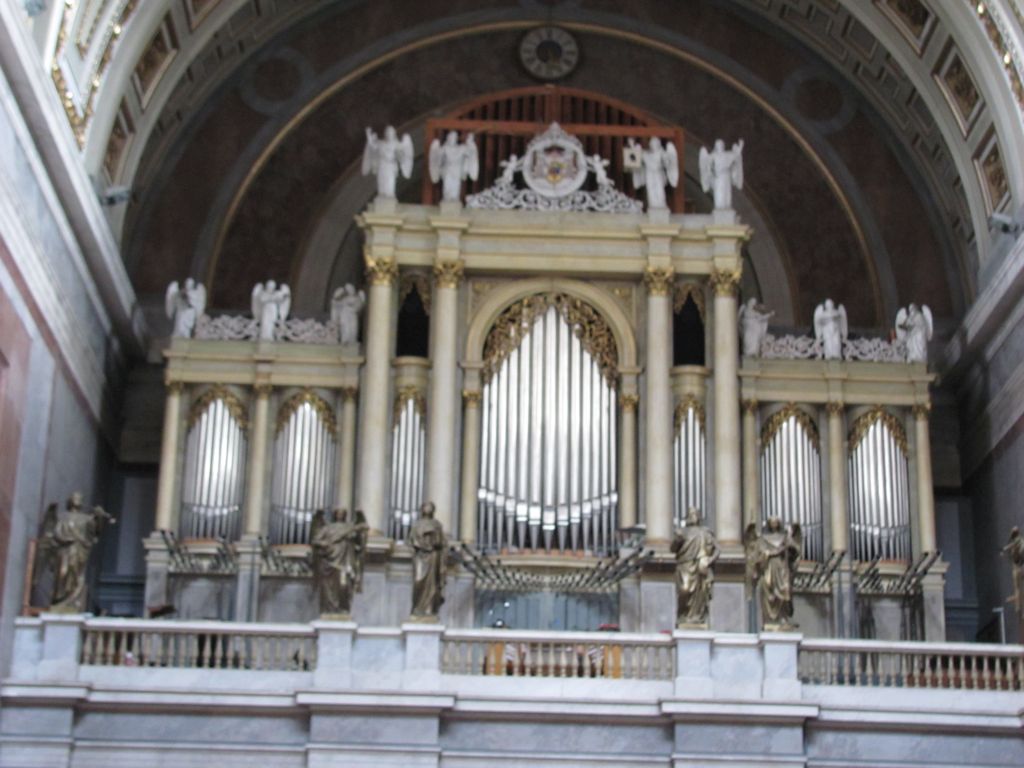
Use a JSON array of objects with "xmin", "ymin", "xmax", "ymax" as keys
[
  {"xmin": 671, "ymin": 508, "xmax": 720, "ymax": 627},
  {"xmin": 626, "ymin": 136, "xmax": 679, "ymax": 210},
  {"xmin": 362, "ymin": 126, "xmax": 414, "ymax": 199},
  {"xmin": 310, "ymin": 508, "xmax": 368, "ymax": 617},
  {"xmin": 745, "ymin": 517, "xmax": 802, "ymax": 631},
  {"xmin": 37, "ymin": 492, "xmax": 115, "ymax": 613},
  {"xmin": 165, "ymin": 278, "xmax": 206, "ymax": 338},
  {"xmin": 895, "ymin": 303, "xmax": 933, "ymax": 364},
  {"xmin": 428, "ymin": 131, "xmax": 479, "ymax": 202},
  {"xmin": 738, "ymin": 298, "xmax": 774, "ymax": 357},
  {"xmin": 699, "ymin": 139, "xmax": 744, "ymax": 210},
  {"xmin": 1002, "ymin": 526, "xmax": 1024, "ymax": 615},
  {"xmin": 814, "ymin": 299, "xmax": 848, "ymax": 360},
  {"xmin": 410, "ymin": 502, "xmax": 446, "ymax": 619},
  {"xmin": 251, "ymin": 280, "xmax": 291, "ymax": 341},
  {"xmin": 330, "ymin": 284, "xmax": 366, "ymax": 345}
]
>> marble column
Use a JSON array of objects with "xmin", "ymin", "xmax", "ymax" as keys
[
  {"xmin": 425, "ymin": 261, "xmax": 463, "ymax": 531},
  {"xmin": 619, "ymin": 392, "xmax": 639, "ymax": 529},
  {"xmin": 711, "ymin": 268, "xmax": 742, "ymax": 544},
  {"xmin": 644, "ymin": 266, "xmax": 674, "ymax": 545},
  {"xmin": 459, "ymin": 388, "xmax": 482, "ymax": 544},
  {"xmin": 826, "ymin": 402, "xmax": 849, "ymax": 554},
  {"xmin": 741, "ymin": 399, "xmax": 758, "ymax": 529},
  {"xmin": 335, "ymin": 387, "xmax": 358, "ymax": 513},
  {"xmin": 357, "ymin": 258, "xmax": 398, "ymax": 533},
  {"xmin": 154, "ymin": 381, "xmax": 184, "ymax": 532},
  {"xmin": 243, "ymin": 383, "xmax": 271, "ymax": 536},
  {"xmin": 913, "ymin": 403, "xmax": 937, "ymax": 552}
]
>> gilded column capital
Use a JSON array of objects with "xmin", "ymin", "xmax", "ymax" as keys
[
  {"xmin": 912, "ymin": 402, "xmax": 931, "ymax": 420},
  {"xmin": 253, "ymin": 382, "xmax": 273, "ymax": 397},
  {"xmin": 620, "ymin": 393, "xmax": 640, "ymax": 412},
  {"xmin": 434, "ymin": 260, "xmax": 465, "ymax": 289},
  {"xmin": 709, "ymin": 267, "xmax": 742, "ymax": 297},
  {"xmin": 741, "ymin": 399, "xmax": 758, "ymax": 414},
  {"xmin": 166, "ymin": 380, "xmax": 185, "ymax": 395},
  {"xmin": 825, "ymin": 401, "xmax": 844, "ymax": 417},
  {"xmin": 643, "ymin": 266, "xmax": 675, "ymax": 296},
  {"xmin": 365, "ymin": 257, "xmax": 399, "ymax": 286},
  {"xmin": 462, "ymin": 389, "xmax": 482, "ymax": 407},
  {"xmin": 340, "ymin": 386, "xmax": 359, "ymax": 404}
]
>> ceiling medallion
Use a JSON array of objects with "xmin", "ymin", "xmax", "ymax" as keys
[{"xmin": 519, "ymin": 26, "xmax": 580, "ymax": 81}]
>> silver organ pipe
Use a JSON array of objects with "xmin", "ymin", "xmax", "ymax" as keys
[
  {"xmin": 672, "ymin": 400, "xmax": 707, "ymax": 526},
  {"xmin": 181, "ymin": 390, "xmax": 247, "ymax": 540},
  {"xmin": 269, "ymin": 393, "xmax": 337, "ymax": 544},
  {"xmin": 759, "ymin": 407, "xmax": 823, "ymax": 560},
  {"xmin": 390, "ymin": 393, "xmax": 426, "ymax": 542},
  {"xmin": 847, "ymin": 408, "xmax": 911, "ymax": 562},
  {"xmin": 477, "ymin": 300, "xmax": 618, "ymax": 554}
]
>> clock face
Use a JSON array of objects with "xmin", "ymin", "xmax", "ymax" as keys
[{"xmin": 519, "ymin": 26, "xmax": 580, "ymax": 81}]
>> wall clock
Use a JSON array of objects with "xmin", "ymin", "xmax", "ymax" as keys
[{"xmin": 519, "ymin": 26, "xmax": 580, "ymax": 81}]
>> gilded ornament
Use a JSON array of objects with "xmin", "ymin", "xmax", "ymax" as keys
[
  {"xmin": 434, "ymin": 260, "xmax": 465, "ymax": 289},
  {"xmin": 760, "ymin": 404, "xmax": 820, "ymax": 451},
  {"xmin": 825, "ymin": 401, "xmax": 845, "ymax": 417},
  {"xmin": 365, "ymin": 257, "xmax": 398, "ymax": 286},
  {"xmin": 188, "ymin": 385, "xmax": 248, "ymax": 430},
  {"xmin": 399, "ymin": 273, "xmax": 432, "ymax": 314},
  {"xmin": 848, "ymin": 406, "xmax": 908, "ymax": 455},
  {"xmin": 275, "ymin": 389, "xmax": 337, "ymax": 436},
  {"xmin": 912, "ymin": 402, "xmax": 932, "ymax": 420},
  {"xmin": 643, "ymin": 266, "xmax": 674, "ymax": 296},
  {"xmin": 709, "ymin": 268, "xmax": 741, "ymax": 297},
  {"xmin": 166, "ymin": 380, "xmax": 186, "ymax": 395},
  {"xmin": 674, "ymin": 394, "xmax": 705, "ymax": 431},
  {"xmin": 742, "ymin": 399, "xmax": 759, "ymax": 414},
  {"xmin": 462, "ymin": 390, "xmax": 482, "ymax": 406},
  {"xmin": 620, "ymin": 393, "xmax": 639, "ymax": 412},
  {"xmin": 673, "ymin": 282, "xmax": 706, "ymax": 320},
  {"xmin": 340, "ymin": 386, "xmax": 359, "ymax": 404},
  {"xmin": 394, "ymin": 385, "xmax": 427, "ymax": 422}
]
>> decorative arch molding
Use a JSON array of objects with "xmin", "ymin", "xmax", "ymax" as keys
[{"xmin": 464, "ymin": 277, "xmax": 637, "ymax": 372}]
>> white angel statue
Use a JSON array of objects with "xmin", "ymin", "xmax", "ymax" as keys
[
  {"xmin": 895, "ymin": 303, "xmax": 933, "ymax": 364},
  {"xmin": 251, "ymin": 280, "xmax": 291, "ymax": 341},
  {"xmin": 813, "ymin": 299, "xmax": 848, "ymax": 360},
  {"xmin": 428, "ymin": 131, "xmax": 479, "ymax": 203},
  {"xmin": 738, "ymin": 297, "xmax": 774, "ymax": 357},
  {"xmin": 627, "ymin": 136, "xmax": 679, "ymax": 210},
  {"xmin": 362, "ymin": 126, "xmax": 414, "ymax": 199},
  {"xmin": 165, "ymin": 278, "xmax": 206, "ymax": 338},
  {"xmin": 331, "ymin": 284, "xmax": 366, "ymax": 345},
  {"xmin": 699, "ymin": 139, "xmax": 745, "ymax": 210}
]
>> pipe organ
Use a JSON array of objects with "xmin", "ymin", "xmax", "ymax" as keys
[
  {"xmin": 390, "ymin": 389, "xmax": 426, "ymax": 542},
  {"xmin": 672, "ymin": 396, "xmax": 706, "ymax": 527}
]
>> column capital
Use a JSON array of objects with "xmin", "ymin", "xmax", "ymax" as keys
[
  {"xmin": 365, "ymin": 257, "xmax": 399, "ymax": 286},
  {"xmin": 165, "ymin": 380, "xmax": 185, "ymax": 395},
  {"xmin": 643, "ymin": 266, "xmax": 675, "ymax": 296},
  {"xmin": 253, "ymin": 382, "xmax": 273, "ymax": 397},
  {"xmin": 825, "ymin": 401, "xmax": 845, "ymax": 416},
  {"xmin": 340, "ymin": 386, "xmax": 359, "ymax": 403},
  {"xmin": 620, "ymin": 393, "xmax": 640, "ymax": 412},
  {"xmin": 912, "ymin": 402, "xmax": 932, "ymax": 420},
  {"xmin": 433, "ymin": 260, "xmax": 465, "ymax": 289},
  {"xmin": 741, "ymin": 398, "xmax": 758, "ymax": 414},
  {"xmin": 462, "ymin": 389, "xmax": 482, "ymax": 407},
  {"xmin": 709, "ymin": 267, "xmax": 742, "ymax": 297}
]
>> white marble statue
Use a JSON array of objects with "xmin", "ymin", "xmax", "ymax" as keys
[
  {"xmin": 591, "ymin": 154, "xmax": 611, "ymax": 187},
  {"xmin": 428, "ymin": 131, "xmax": 479, "ymax": 202},
  {"xmin": 331, "ymin": 284, "xmax": 366, "ymax": 345},
  {"xmin": 362, "ymin": 126, "xmax": 414, "ymax": 199},
  {"xmin": 251, "ymin": 280, "xmax": 291, "ymax": 341},
  {"xmin": 627, "ymin": 136, "xmax": 679, "ymax": 210},
  {"xmin": 813, "ymin": 299, "xmax": 848, "ymax": 360},
  {"xmin": 895, "ymin": 303, "xmax": 933, "ymax": 364},
  {"xmin": 165, "ymin": 278, "xmax": 206, "ymax": 338},
  {"xmin": 738, "ymin": 298, "xmax": 774, "ymax": 357},
  {"xmin": 699, "ymin": 139, "xmax": 745, "ymax": 210},
  {"xmin": 499, "ymin": 154, "xmax": 519, "ymax": 185}
]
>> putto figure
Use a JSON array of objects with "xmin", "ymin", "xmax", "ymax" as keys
[
  {"xmin": 699, "ymin": 139, "xmax": 745, "ymax": 210},
  {"xmin": 310, "ymin": 508, "xmax": 369, "ymax": 617},
  {"xmin": 626, "ymin": 136, "xmax": 679, "ymax": 210},
  {"xmin": 428, "ymin": 131, "xmax": 479, "ymax": 203},
  {"xmin": 671, "ymin": 508, "xmax": 721, "ymax": 627},
  {"xmin": 738, "ymin": 298, "xmax": 775, "ymax": 357},
  {"xmin": 744, "ymin": 517, "xmax": 802, "ymax": 631},
  {"xmin": 895, "ymin": 303, "xmax": 933, "ymax": 364},
  {"xmin": 251, "ymin": 280, "xmax": 291, "ymax": 341},
  {"xmin": 165, "ymin": 278, "xmax": 206, "ymax": 338},
  {"xmin": 330, "ymin": 284, "xmax": 366, "ymax": 345},
  {"xmin": 814, "ymin": 299, "xmax": 848, "ymax": 360},
  {"xmin": 37, "ymin": 493, "xmax": 115, "ymax": 613},
  {"xmin": 1002, "ymin": 527, "xmax": 1024, "ymax": 615},
  {"xmin": 410, "ymin": 501, "xmax": 446, "ymax": 619},
  {"xmin": 362, "ymin": 126, "xmax": 414, "ymax": 199}
]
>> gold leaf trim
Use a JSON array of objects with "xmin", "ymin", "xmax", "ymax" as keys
[
  {"xmin": 709, "ymin": 268, "xmax": 742, "ymax": 297},
  {"xmin": 673, "ymin": 282, "xmax": 706, "ymax": 320},
  {"xmin": 394, "ymin": 385, "xmax": 426, "ymax": 423},
  {"xmin": 188, "ymin": 385, "xmax": 248, "ymax": 431},
  {"xmin": 433, "ymin": 260, "xmax": 465, "ymax": 289},
  {"xmin": 399, "ymin": 272, "xmax": 432, "ymax": 315},
  {"xmin": 462, "ymin": 390, "xmax": 482, "ymax": 406},
  {"xmin": 276, "ymin": 389, "xmax": 337, "ymax": 436},
  {"xmin": 760, "ymin": 404, "xmax": 820, "ymax": 451},
  {"xmin": 643, "ymin": 266, "xmax": 674, "ymax": 296},
  {"xmin": 620, "ymin": 393, "xmax": 639, "ymax": 412},
  {"xmin": 848, "ymin": 406, "xmax": 908, "ymax": 455},
  {"xmin": 674, "ymin": 394, "xmax": 705, "ymax": 431},
  {"xmin": 365, "ymin": 256, "xmax": 398, "ymax": 286}
]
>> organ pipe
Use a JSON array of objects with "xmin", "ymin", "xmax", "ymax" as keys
[{"xmin": 673, "ymin": 397, "xmax": 706, "ymax": 527}]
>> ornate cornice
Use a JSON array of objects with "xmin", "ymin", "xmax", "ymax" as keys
[
  {"xmin": 643, "ymin": 266, "xmax": 675, "ymax": 296},
  {"xmin": 709, "ymin": 268, "xmax": 742, "ymax": 297},
  {"xmin": 434, "ymin": 260, "xmax": 465, "ymax": 289},
  {"xmin": 365, "ymin": 257, "xmax": 398, "ymax": 286}
]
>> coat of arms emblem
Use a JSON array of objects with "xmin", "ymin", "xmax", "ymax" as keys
[{"xmin": 521, "ymin": 123, "xmax": 589, "ymax": 198}]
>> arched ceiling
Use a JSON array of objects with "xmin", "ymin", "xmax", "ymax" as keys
[{"xmin": 37, "ymin": 0, "xmax": 1024, "ymax": 333}]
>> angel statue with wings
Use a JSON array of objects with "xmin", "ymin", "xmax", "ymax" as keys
[
  {"xmin": 362, "ymin": 125, "xmax": 414, "ymax": 199},
  {"xmin": 699, "ymin": 139, "xmax": 745, "ymax": 210},
  {"xmin": 165, "ymin": 278, "xmax": 206, "ymax": 338},
  {"xmin": 895, "ymin": 303, "xmax": 933, "ymax": 364},
  {"xmin": 331, "ymin": 284, "xmax": 366, "ymax": 345},
  {"xmin": 36, "ymin": 493, "xmax": 115, "ymax": 613},
  {"xmin": 626, "ymin": 136, "xmax": 679, "ymax": 210},
  {"xmin": 310, "ymin": 508, "xmax": 369, "ymax": 617},
  {"xmin": 251, "ymin": 280, "xmax": 291, "ymax": 341},
  {"xmin": 738, "ymin": 297, "xmax": 775, "ymax": 357},
  {"xmin": 429, "ymin": 131, "xmax": 479, "ymax": 203},
  {"xmin": 814, "ymin": 299, "xmax": 848, "ymax": 360},
  {"xmin": 744, "ymin": 517, "xmax": 802, "ymax": 631}
]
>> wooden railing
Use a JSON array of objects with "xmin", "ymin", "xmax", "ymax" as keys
[
  {"xmin": 799, "ymin": 638, "xmax": 1024, "ymax": 690},
  {"xmin": 80, "ymin": 618, "xmax": 316, "ymax": 671},
  {"xmin": 441, "ymin": 629, "xmax": 674, "ymax": 680}
]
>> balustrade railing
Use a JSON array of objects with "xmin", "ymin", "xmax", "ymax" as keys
[
  {"xmin": 441, "ymin": 629, "xmax": 674, "ymax": 680},
  {"xmin": 799, "ymin": 638, "xmax": 1024, "ymax": 690},
  {"xmin": 79, "ymin": 618, "xmax": 316, "ymax": 671}
]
